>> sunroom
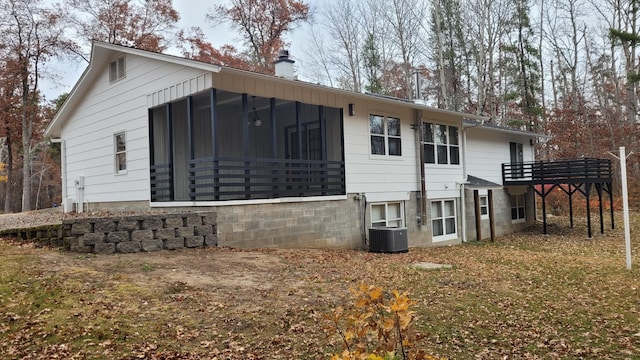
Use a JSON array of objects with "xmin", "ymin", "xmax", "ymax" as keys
[{"xmin": 148, "ymin": 88, "xmax": 346, "ymax": 202}]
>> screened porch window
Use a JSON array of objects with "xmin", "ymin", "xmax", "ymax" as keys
[{"xmin": 148, "ymin": 89, "xmax": 345, "ymax": 202}]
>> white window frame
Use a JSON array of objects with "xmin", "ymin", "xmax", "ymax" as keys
[
  {"xmin": 480, "ymin": 195, "xmax": 489, "ymax": 220},
  {"xmin": 511, "ymin": 194, "xmax": 526, "ymax": 223},
  {"xmin": 109, "ymin": 56, "xmax": 126, "ymax": 84},
  {"xmin": 114, "ymin": 131, "xmax": 127, "ymax": 174},
  {"xmin": 431, "ymin": 199, "xmax": 458, "ymax": 242},
  {"xmin": 370, "ymin": 202, "xmax": 404, "ymax": 228},
  {"xmin": 369, "ymin": 114, "xmax": 402, "ymax": 157},
  {"xmin": 422, "ymin": 122, "xmax": 460, "ymax": 165}
]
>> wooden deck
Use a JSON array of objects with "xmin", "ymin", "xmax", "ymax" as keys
[
  {"xmin": 502, "ymin": 158, "xmax": 612, "ymax": 186},
  {"xmin": 502, "ymin": 158, "xmax": 614, "ymax": 237}
]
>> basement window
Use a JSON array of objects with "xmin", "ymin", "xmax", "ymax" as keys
[
  {"xmin": 432, "ymin": 199, "xmax": 457, "ymax": 242},
  {"xmin": 480, "ymin": 195, "xmax": 489, "ymax": 219},
  {"xmin": 371, "ymin": 202, "xmax": 404, "ymax": 228},
  {"xmin": 109, "ymin": 56, "xmax": 126, "ymax": 83},
  {"xmin": 511, "ymin": 194, "xmax": 526, "ymax": 223}
]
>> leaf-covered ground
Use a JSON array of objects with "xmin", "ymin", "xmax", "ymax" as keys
[{"xmin": 1, "ymin": 214, "xmax": 639, "ymax": 359}]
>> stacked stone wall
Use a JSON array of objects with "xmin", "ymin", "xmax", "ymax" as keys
[{"xmin": 63, "ymin": 212, "xmax": 217, "ymax": 254}]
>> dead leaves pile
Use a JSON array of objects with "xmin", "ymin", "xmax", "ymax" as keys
[{"xmin": 1, "ymin": 214, "xmax": 640, "ymax": 358}]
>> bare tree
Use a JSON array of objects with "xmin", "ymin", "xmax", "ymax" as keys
[
  {"xmin": 386, "ymin": 0, "xmax": 427, "ymax": 99},
  {"xmin": 544, "ymin": 0, "xmax": 588, "ymax": 112},
  {"xmin": 1, "ymin": 0, "xmax": 74, "ymax": 212},
  {"xmin": 208, "ymin": 0, "xmax": 310, "ymax": 74},
  {"xmin": 316, "ymin": 0, "xmax": 364, "ymax": 92},
  {"xmin": 464, "ymin": 0, "xmax": 515, "ymax": 116}
]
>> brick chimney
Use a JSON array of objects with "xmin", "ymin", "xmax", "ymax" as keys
[{"xmin": 274, "ymin": 49, "xmax": 295, "ymax": 80}]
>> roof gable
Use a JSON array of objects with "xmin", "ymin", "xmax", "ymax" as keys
[{"xmin": 45, "ymin": 41, "xmax": 222, "ymax": 137}]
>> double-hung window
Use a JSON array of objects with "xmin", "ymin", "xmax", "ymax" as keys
[
  {"xmin": 480, "ymin": 195, "xmax": 489, "ymax": 219},
  {"xmin": 371, "ymin": 202, "xmax": 404, "ymax": 228},
  {"xmin": 511, "ymin": 194, "xmax": 526, "ymax": 222},
  {"xmin": 114, "ymin": 132, "xmax": 127, "ymax": 174},
  {"xmin": 423, "ymin": 122, "xmax": 459, "ymax": 165},
  {"xmin": 370, "ymin": 114, "xmax": 401, "ymax": 156},
  {"xmin": 432, "ymin": 199, "xmax": 457, "ymax": 241}
]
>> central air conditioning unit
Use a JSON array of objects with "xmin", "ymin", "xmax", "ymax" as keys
[{"xmin": 368, "ymin": 227, "xmax": 408, "ymax": 253}]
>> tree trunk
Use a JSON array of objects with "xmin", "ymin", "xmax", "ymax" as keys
[
  {"xmin": 434, "ymin": 0, "xmax": 449, "ymax": 109},
  {"xmin": 21, "ymin": 86, "xmax": 33, "ymax": 212},
  {"xmin": 21, "ymin": 109, "xmax": 31, "ymax": 212},
  {"xmin": 4, "ymin": 135, "xmax": 12, "ymax": 214}
]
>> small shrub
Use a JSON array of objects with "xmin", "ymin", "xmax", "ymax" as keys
[{"xmin": 324, "ymin": 284, "xmax": 442, "ymax": 360}]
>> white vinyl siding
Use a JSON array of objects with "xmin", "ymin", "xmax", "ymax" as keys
[
  {"xmin": 343, "ymin": 102, "xmax": 417, "ymax": 196},
  {"xmin": 465, "ymin": 128, "xmax": 535, "ymax": 185},
  {"xmin": 371, "ymin": 202, "xmax": 404, "ymax": 228},
  {"xmin": 61, "ymin": 55, "xmax": 209, "ymax": 203}
]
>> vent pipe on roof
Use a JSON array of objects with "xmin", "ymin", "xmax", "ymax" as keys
[
  {"xmin": 413, "ymin": 71, "xmax": 426, "ymax": 105},
  {"xmin": 274, "ymin": 49, "xmax": 295, "ymax": 80}
]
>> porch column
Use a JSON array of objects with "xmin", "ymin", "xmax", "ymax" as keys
[
  {"xmin": 187, "ymin": 96, "xmax": 194, "ymax": 201},
  {"xmin": 166, "ymin": 103, "xmax": 174, "ymax": 201},
  {"xmin": 209, "ymin": 89, "xmax": 219, "ymax": 200}
]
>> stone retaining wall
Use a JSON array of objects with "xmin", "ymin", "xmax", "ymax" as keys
[
  {"xmin": 64, "ymin": 212, "xmax": 217, "ymax": 254},
  {"xmin": 0, "ymin": 224, "xmax": 65, "ymax": 248}
]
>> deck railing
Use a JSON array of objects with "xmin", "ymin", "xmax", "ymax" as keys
[
  {"xmin": 150, "ymin": 163, "xmax": 173, "ymax": 201},
  {"xmin": 150, "ymin": 158, "xmax": 346, "ymax": 202},
  {"xmin": 187, "ymin": 157, "xmax": 346, "ymax": 201},
  {"xmin": 502, "ymin": 158, "xmax": 612, "ymax": 186}
]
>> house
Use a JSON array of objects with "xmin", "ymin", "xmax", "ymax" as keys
[{"xmin": 45, "ymin": 41, "xmax": 541, "ymax": 249}]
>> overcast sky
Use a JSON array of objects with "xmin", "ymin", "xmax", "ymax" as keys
[{"xmin": 40, "ymin": 0, "xmax": 316, "ymax": 101}]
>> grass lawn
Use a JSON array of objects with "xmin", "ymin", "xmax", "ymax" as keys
[{"xmin": 1, "ymin": 214, "xmax": 639, "ymax": 359}]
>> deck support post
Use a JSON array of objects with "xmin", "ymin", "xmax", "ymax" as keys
[
  {"xmin": 541, "ymin": 187, "xmax": 547, "ymax": 235},
  {"xmin": 586, "ymin": 183, "xmax": 592, "ymax": 239},
  {"xmin": 597, "ymin": 184, "xmax": 604, "ymax": 234},
  {"xmin": 568, "ymin": 184, "xmax": 574, "ymax": 228},
  {"xmin": 488, "ymin": 189, "xmax": 496, "ymax": 241},
  {"xmin": 474, "ymin": 190, "xmax": 481, "ymax": 241},
  {"xmin": 608, "ymin": 182, "xmax": 615, "ymax": 230}
]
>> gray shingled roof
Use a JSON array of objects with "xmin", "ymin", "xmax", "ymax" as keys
[{"xmin": 467, "ymin": 175, "xmax": 502, "ymax": 188}]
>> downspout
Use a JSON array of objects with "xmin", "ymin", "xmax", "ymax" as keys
[
  {"xmin": 414, "ymin": 109, "xmax": 427, "ymax": 227},
  {"xmin": 460, "ymin": 122, "xmax": 469, "ymax": 242},
  {"xmin": 50, "ymin": 138, "xmax": 67, "ymax": 210}
]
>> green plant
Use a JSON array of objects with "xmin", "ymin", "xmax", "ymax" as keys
[
  {"xmin": 324, "ymin": 284, "xmax": 442, "ymax": 360},
  {"xmin": 141, "ymin": 263, "xmax": 155, "ymax": 272}
]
